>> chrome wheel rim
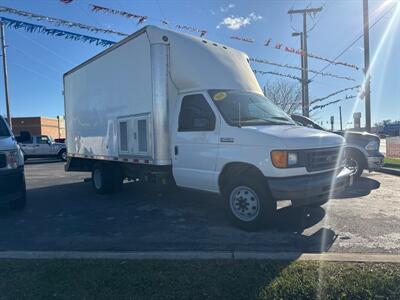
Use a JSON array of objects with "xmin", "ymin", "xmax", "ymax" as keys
[
  {"xmin": 346, "ymin": 157, "xmax": 359, "ymax": 175},
  {"xmin": 61, "ymin": 151, "xmax": 67, "ymax": 161},
  {"xmin": 93, "ymin": 169, "xmax": 102, "ymax": 190},
  {"xmin": 229, "ymin": 186, "xmax": 260, "ymax": 222}
]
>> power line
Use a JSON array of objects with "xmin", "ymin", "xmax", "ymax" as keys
[{"xmin": 310, "ymin": 4, "xmax": 397, "ymax": 81}]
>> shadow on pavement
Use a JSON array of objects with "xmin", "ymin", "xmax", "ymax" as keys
[
  {"xmin": 0, "ymin": 180, "xmax": 335, "ymax": 254},
  {"xmin": 25, "ymin": 158, "xmax": 63, "ymax": 165},
  {"xmin": 333, "ymin": 176, "xmax": 380, "ymax": 199}
]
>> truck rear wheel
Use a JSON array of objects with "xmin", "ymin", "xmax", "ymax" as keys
[
  {"xmin": 92, "ymin": 164, "xmax": 114, "ymax": 194},
  {"xmin": 223, "ymin": 177, "xmax": 276, "ymax": 231}
]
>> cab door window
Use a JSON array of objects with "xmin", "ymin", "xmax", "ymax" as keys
[
  {"xmin": 36, "ymin": 136, "xmax": 50, "ymax": 144},
  {"xmin": 178, "ymin": 94, "xmax": 216, "ymax": 132}
]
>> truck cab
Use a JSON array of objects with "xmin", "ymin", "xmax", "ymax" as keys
[
  {"xmin": 19, "ymin": 134, "xmax": 67, "ymax": 161},
  {"xmin": 0, "ymin": 116, "xmax": 26, "ymax": 209},
  {"xmin": 170, "ymin": 90, "xmax": 352, "ymax": 229}
]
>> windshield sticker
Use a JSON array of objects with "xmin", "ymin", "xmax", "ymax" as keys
[{"xmin": 213, "ymin": 92, "xmax": 227, "ymax": 101}]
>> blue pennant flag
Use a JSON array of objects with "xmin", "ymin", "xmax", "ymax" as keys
[{"xmin": 0, "ymin": 17, "xmax": 116, "ymax": 47}]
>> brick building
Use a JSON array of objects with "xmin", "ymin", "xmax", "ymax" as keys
[{"xmin": 11, "ymin": 116, "xmax": 65, "ymax": 139}]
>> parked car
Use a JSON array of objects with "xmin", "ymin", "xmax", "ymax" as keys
[
  {"xmin": 291, "ymin": 114, "xmax": 384, "ymax": 179},
  {"xmin": 64, "ymin": 26, "xmax": 352, "ymax": 230},
  {"xmin": 0, "ymin": 115, "xmax": 26, "ymax": 209},
  {"xmin": 18, "ymin": 133, "xmax": 67, "ymax": 161}
]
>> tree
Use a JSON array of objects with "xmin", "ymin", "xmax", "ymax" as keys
[{"xmin": 263, "ymin": 79, "xmax": 301, "ymax": 115}]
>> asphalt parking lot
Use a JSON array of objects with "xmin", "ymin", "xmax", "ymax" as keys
[{"xmin": 0, "ymin": 160, "xmax": 399, "ymax": 254}]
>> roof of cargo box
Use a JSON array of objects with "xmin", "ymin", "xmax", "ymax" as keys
[{"xmin": 64, "ymin": 26, "xmax": 262, "ymax": 94}]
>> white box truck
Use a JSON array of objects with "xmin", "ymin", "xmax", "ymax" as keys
[{"xmin": 64, "ymin": 26, "xmax": 352, "ymax": 230}]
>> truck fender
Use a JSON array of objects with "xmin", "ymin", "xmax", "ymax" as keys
[
  {"xmin": 344, "ymin": 146, "xmax": 367, "ymax": 167},
  {"xmin": 218, "ymin": 162, "xmax": 268, "ymax": 194}
]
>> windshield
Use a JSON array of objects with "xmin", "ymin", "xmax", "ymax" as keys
[
  {"xmin": 0, "ymin": 117, "xmax": 11, "ymax": 137},
  {"xmin": 208, "ymin": 90, "xmax": 296, "ymax": 127}
]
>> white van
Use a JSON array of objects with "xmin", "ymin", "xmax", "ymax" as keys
[{"xmin": 64, "ymin": 26, "xmax": 352, "ymax": 230}]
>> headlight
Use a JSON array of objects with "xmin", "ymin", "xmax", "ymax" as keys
[
  {"xmin": 271, "ymin": 151, "xmax": 299, "ymax": 168},
  {"xmin": 288, "ymin": 152, "xmax": 298, "ymax": 166},
  {"xmin": 5, "ymin": 150, "xmax": 18, "ymax": 169},
  {"xmin": 365, "ymin": 140, "xmax": 379, "ymax": 151}
]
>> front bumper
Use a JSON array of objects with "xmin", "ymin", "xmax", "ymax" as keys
[
  {"xmin": 267, "ymin": 167, "xmax": 353, "ymax": 207},
  {"xmin": 367, "ymin": 152, "xmax": 384, "ymax": 171},
  {"xmin": 0, "ymin": 167, "xmax": 26, "ymax": 204}
]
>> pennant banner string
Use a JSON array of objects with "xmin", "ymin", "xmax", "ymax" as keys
[
  {"xmin": 310, "ymin": 95, "xmax": 357, "ymax": 112},
  {"xmin": 253, "ymin": 70, "xmax": 303, "ymax": 82},
  {"xmin": 86, "ymin": 2, "xmax": 359, "ymax": 70},
  {"xmin": 250, "ymin": 58, "xmax": 357, "ymax": 82},
  {"xmin": 310, "ymin": 85, "xmax": 361, "ymax": 105},
  {"xmin": 0, "ymin": 6, "xmax": 128, "ymax": 37},
  {"xmin": 0, "ymin": 10, "xmax": 356, "ymax": 83},
  {"xmin": 0, "ymin": 17, "xmax": 116, "ymax": 47},
  {"xmin": 90, "ymin": 4, "xmax": 148, "ymax": 24},
  {"xmin": 89, "ymin": 3, "xmax": 208, "ymax": 37}
]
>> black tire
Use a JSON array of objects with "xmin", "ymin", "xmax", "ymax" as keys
[
  {"xmin": 92, "ymin": 164, "xmax": 114, "ymax": 194},
  {"xmin": 222, "ymin": 176, "xmax": 276, "ymax": 231},
  {"xmin": 58, "ymin": 149, "xmax": 67, "ymax": 161},
  {"xmin": 345, "ymin": 149, "xmax": 365, "ymax": 180}
]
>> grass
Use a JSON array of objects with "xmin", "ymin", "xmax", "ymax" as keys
[
  {"xmin": 384, "ymin": 157, "xmax": 400, "ymax": 168},
  {"xmin": 0, "ymin": 259, "xmax": 399, "ymax": 299}
]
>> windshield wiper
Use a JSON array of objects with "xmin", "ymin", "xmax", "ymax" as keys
[{"xmin": 271, "ymin": 116, "xmax": 292, "ymax": 122}]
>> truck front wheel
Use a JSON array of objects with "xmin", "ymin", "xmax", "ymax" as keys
[
  {"xmin": 345, "ymin": 149, "xmax": 365, "ymax": 180},
  {"xmin": 223, "ymin": 177, "xmax": 276, "ymax": 231}
]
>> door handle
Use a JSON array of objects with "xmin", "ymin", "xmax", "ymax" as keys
[{"xmin": 174, "ymin": 146, "xmax": 178, "ymax": 156}]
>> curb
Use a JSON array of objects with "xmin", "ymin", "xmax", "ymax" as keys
[
  {"xmin": 378, "ymin": 167, "xmax": 400, "ymax": 176},
  {"xmin": 0, "ymin": 251, "xmax": 399, "ymax": 263}
]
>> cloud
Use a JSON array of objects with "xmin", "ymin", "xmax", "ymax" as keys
[
  {"xmin": 217, "ymin": 12, "xmax": 262, "ymax": 30},
  {"xmin": 220, "ymin": 3, "xmax": 235, "ymax": 13}
]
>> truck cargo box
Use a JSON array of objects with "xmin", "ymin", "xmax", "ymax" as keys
[{"xmin": 64, "ymin": 26, "xmax": 261, "ymax": 166}]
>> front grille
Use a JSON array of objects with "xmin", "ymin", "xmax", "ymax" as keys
[
  {"xmin": 306, "ymin": 147, "xmax": 341, "ymax": 172},
  {"xmin": 0, "ymin": 153, "xmax": 6, "ymax": 168}
]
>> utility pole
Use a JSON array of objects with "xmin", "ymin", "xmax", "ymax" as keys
[
  {"xmin": 0, "ymin": 22, "xmax": 11, "ymax": 129},
  {"xmin": 292, "ymin": 32, "xmax": 306, "ymax": 116},
  {"xmin": 288, "ymin": 7, "xmax": 322, "ymax": 117},
  {"xmin": 339, "ymin": 106, "xmax": 343, "ymax": 131},
  {"xmin": 363, "ymin": 0, "xmax": 371, "ymax": 132},
  {"xmin": 57, "ymin": 115, "xmax": 61, "ymax": 139}
]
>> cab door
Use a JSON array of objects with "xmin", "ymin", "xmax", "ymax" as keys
[
  {"xmin": 35, "ymin": 136, "xmax": 52, "ymax": 155},
  {"xmin": 172, "ymin": 92, "xmax": 220, "ymax": 192}
]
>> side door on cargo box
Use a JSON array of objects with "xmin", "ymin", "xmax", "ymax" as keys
[
  {"xmin": 117, "ymin": 114, "xmax": 151, "ymax": 157},
  {"xmin": 172, "ymin": 93, "xmax": 220, "ymax": 192}
]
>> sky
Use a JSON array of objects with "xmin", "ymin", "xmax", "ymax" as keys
[{"xmin": 0, "ymin": 0, "xmax": 399, "ymax": 130}]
